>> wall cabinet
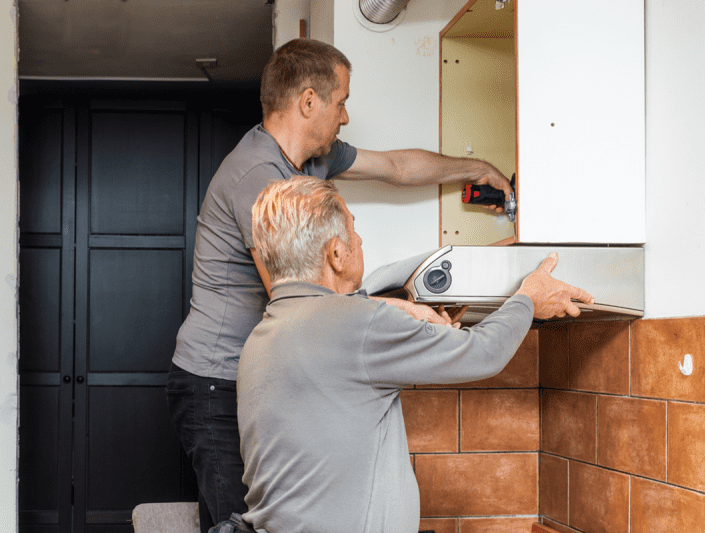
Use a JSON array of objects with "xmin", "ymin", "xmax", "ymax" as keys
[{"xmin": 440, "ymin": 0, "xmax": 645, "ymax": 245}]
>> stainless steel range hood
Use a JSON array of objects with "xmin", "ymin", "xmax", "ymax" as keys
[{"xmin": 360, "ymin": 246, "xmax": 644, "ymax": 323}]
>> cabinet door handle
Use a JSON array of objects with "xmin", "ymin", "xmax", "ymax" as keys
[{"xmin": 76, "ymin": 376, "xmax": 85, "ymax": 384}]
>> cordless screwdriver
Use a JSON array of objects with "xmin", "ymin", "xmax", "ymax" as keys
[{"xmin": 461, "ymin": 173, "xmax": 517, "ymax": 222}]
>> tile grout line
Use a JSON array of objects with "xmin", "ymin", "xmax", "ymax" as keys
[
  {"xmin": 567, "ymin": 325, "xmax": 571, "ymax": 528},
  {"xmin": 537, "ymin": 329, "xmax": 542, "ymax": 525},
  {"xmin": 629, "ymin": 321, "xmax": 632, "ymax": 398},
  {"xmin": 567, "ymin": 324, "xmax": 571, "ymax": 398},
  {"xmin": 457, "ymin": 388, "xmax": 461, "ymax": 455},
  {"xmin": 538, "ymin": 328, "xmax": 543, "ymax": 524},
  {"xmin": 567, "ymin": 457, "xmax": 570, "ymax": 528},
  {"xmin": 595, "ymin": 394, "xmax": 599, "ymax": 466},
  {"xmin": 536, "ymin": 451, "xmax": 540, "ymax": 523},
  {"xmin": 666, "ymin": 401, "xmax": 669, "ymax": 484}
]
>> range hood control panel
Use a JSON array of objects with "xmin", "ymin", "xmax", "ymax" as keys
[{"xmin": 423, "ymin": 260, "xmax": 452, "ymax": 293}]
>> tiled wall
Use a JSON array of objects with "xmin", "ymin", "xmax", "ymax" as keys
[
  {"xmin": 404, "ymin": 317, "xmax": 705, "ymax": 533},
  {"xmin": 403, "ymin": 330, "xmax": 541, "ymax": 532},
  {"xmin": 538, "ymin": 317, "xmax": 705, "ymax": 533}
]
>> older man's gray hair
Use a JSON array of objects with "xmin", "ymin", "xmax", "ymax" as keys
[{"xmin": 252, "ymin": 177, "xmax": 351, "ymax": 285}]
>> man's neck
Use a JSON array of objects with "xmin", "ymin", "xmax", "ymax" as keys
[
  {"xmin": 315, "ymin": 267, "xmax": 356, "ymax": 295},
  {"xmin": 262, "ymin": 115, "xmax": 310, "ymax": 171}
]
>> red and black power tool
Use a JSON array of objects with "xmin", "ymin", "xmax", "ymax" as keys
[{"xmin": 461, "ymin": 173, "xmax": 517, "ymax": 222}]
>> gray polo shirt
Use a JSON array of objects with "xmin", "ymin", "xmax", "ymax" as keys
[
  {"xmin": 172, "ymin": 125, "xmax": 357, "ymax": 380},
  {"xmin": 237, "ymin": 282, "xmax": 533, "ymax": 533}
]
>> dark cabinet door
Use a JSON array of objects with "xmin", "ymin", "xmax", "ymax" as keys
[
  {"xmin": 19, "ymin": 101, "xmax": 76, "ymax": 533},
  {"xmin": 72, "ymin": 102, "xmax": 199, "ymax": 532},
  {"xmin": 19, "ymin": 94, "xmax": 258, "ymax": 533}
]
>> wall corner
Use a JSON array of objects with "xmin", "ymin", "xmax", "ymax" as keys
[{"xmin": 0, "ymin": 0, "xmax": 20, "ymax": 532}]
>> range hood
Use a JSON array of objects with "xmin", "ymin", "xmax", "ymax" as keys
[{"xmin": 360, "ymin": 246, "xmax": 644, "ymax": 323}]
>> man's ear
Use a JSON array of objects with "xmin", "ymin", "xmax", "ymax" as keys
[
  {"xmin": 326, "ymin": 237, "xmax": 345, "ymax": 274},
  {"xmin": 299, "ymin": 88, "xmax": 317, "ymax": 118}
]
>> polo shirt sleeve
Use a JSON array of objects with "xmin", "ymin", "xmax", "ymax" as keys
[
  {"xmin": 361, "ymin": 295, "xmax": 534, "ymax": 390},
  {"xmin": 231, "ymin": 163, "xmax": 285, "ymax": 250},
  {"xmin": 322, "ymin": 139, "xmax": 357, "ymax": 179}
]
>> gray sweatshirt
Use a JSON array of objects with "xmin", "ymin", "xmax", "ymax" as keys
[{"xmin": 237, "ymin": 282, "xmax": 533, "ymax": 533}]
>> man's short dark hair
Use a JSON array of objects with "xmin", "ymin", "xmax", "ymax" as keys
[{"xmin": 260, "ymin": 38, "xmax": 352, "ymax": 117}]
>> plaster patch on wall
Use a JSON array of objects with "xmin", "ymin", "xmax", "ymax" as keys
[
  {"xmin": 0, "ymin": 391, "xmax": 17, "ymax": 427},
  {"xmin": 7, "ymin": 86, "xmax": 17, "ymax": 106},
  {"xmin": 7, "ymin": 1, "xmax": 18, "ymax": 111},
  {"xmin": 415, "ymin": 36, "xmax": 437, "ymax": 57},
  {"xmin": 5, "ymin": 273, "xmax": 16, "ymax": 291},
  {"xmin": 8, "ymin": 0, "xmax": 17, "ymax": 22}
]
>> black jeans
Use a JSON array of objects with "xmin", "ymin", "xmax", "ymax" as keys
[{"xmin": 166, "ymin": 363, "xmax": 248, "ymax": 533}]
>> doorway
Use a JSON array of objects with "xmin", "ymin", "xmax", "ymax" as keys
[{"xmin": 18, "ymin": 83, "xmax": 261, "ymax": 533}]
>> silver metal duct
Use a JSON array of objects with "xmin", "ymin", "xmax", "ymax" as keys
[{"xmin": 359, "ymin": 0, "xmax": 411, "ymax": 24}]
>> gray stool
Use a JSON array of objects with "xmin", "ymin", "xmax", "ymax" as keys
[{"xmin": 132, "ymin": 502, "xmax": 200, "ymax": 533}]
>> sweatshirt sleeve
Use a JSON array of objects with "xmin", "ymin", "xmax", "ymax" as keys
[{"xmin": 361, "ymin": 294, "xmax": 534, "ymax": 390}]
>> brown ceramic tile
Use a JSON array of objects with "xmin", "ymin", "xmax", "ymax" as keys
[
  {"xmin": 632, "ymin": 476, "xmax": 705, "ymax": 532},
  {"xmin": 419, "ymin": 518, "xmax": 456, "ymax": 533},
  {"xmin": 419, "ymin": 329, "xmax": 538, "ymax": 389},
  {"xmin": 597, "ymin": 395, "xmax": 667, "ymax": 480},
  {"xmin": 460, "ymin": 517, "xmax": 536, "ymax": 532},
  {"xmin": 401, "ymin": 390, "xmax": 458, "ymax": 453},
  {"xmin": 539, "ymin": 324, "xmax": 569, "ymax": 389},
  {"xmin": 668, "ymin": 401, "xmax": 705, "ymax": 492},
  {"xmin": 631, "ymin": 316, "xmax": 705, "ymax": 402},
  {"xmin": 461, "ymin": 389, "xmax": 539, "ymax": 451},
  {"xmin": 416, "ymin": 453, "xmax": 537, "ymax": 516},
  {"xmin": 539, "ymin": 453, "xmax": 568, "ymax": 523},
  {"xmin": 541, "ymin": 390, "xmax": 597, "ymax": 463},
  {"xmin": 569, "ymin": 461, "xmax": 629, "ymax": 533},
  {"xmin": 541, "ymin": 518, "xmax": 580, "ymax": 533},
  {"xmin": 569, "ymin": 321, "xmax": 630, "ymax": 394}
]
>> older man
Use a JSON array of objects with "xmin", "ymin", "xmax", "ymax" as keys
[
  {"xmin": 167, "ymin": 37, "xmax": 516, "ymax": 531},
  {"xmin": 233, "ymin": 177, "xmax": 593, "ymax": 533}
]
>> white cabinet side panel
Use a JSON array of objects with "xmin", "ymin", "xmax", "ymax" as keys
[{"xmin": 517, "ymin": 0, "xmax": 645, "ymax": 243}]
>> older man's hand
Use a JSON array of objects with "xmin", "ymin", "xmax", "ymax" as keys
[
  {"xmin": 516, "ymin": 253, "xmax": 595, "ymax": 320},
  {"xmin": 380, "ymin": 298, "xmax": 466, "ymax": 328}
]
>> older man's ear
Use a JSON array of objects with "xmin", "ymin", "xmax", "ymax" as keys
[{"xmin": 325, "ymin": 237, "xmax": 347, "ymax": 275}]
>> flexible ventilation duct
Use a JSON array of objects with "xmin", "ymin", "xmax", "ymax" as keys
[{"xmin": 359, "ymin": 0, "xmax": 411, "ymax": 24}]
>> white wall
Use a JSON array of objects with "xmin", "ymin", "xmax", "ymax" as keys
[
  {"xmin": 273, "ymin": 0, "xmax": 311, "ymax": 49},
  {"xmin": 310, "ymin": 0, "xmax": 334, "ymax": 44},
  {"xmin": 331, "ymin": 0, "xmax": 469, "ymax": 274},
  {"xmin": 0, "ymin": 0, "xmax": 18, "ymax": 532},
  {"xmin": 644, "ymin": 0, "xmax": 705, "ymax": 318}
]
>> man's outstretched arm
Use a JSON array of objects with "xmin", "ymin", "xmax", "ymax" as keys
[{"xmin": 337, "ymin": 148, "xmax": 513, "ymax": 209}]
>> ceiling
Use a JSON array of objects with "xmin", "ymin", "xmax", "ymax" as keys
[{"xmin": 18, "ymin": 0, "xmax": 274, "ymax": 87}]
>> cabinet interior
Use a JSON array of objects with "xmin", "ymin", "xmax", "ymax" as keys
[{"xmin": 440, "ymin": 0, "xmax": 517, "ymax": 246}]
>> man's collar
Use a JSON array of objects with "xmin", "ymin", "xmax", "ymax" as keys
[
  {"xmin": 270, "ymin": 281, "xmax": 336, "ymax": 303},
  {"xmin": 270, "ymin": 281, "xmax": 366, "ymax": 303}
]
